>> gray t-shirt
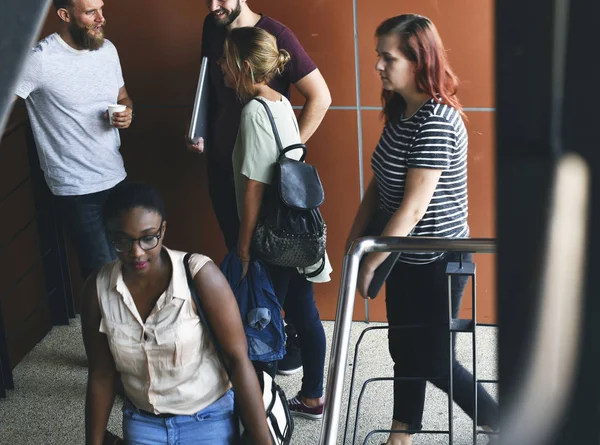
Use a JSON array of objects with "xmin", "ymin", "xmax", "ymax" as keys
[
  {"xmin": 232, "ymin": 96, "xmax": 303, "ymax": 218},
  {"xmin": 15, "ymin": 33, "xmax": 127, "ymax": 196}
]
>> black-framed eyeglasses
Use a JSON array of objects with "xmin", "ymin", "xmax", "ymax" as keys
[{"xmin": 110, "ymin": 224, "xmax": 163, "ymax": 253}]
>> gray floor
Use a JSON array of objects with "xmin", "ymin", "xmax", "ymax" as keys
[{"xmin": 0, "ymin": 319, "xmax": 497, "ymax": 445}]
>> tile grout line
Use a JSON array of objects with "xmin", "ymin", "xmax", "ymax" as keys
[
  {"xmin": 351, "ymin": 0, "xmax": 365, "ymax": 201},
  {"xmin": 292, "ymin": 105, "xmax": 497, "ymax": 112},
  {"xmin": 351, "ymin": 0, "xmax": 370, "ymax": 325},
  {"xmin": 132, "ymin": 104, "xmax": 496, "ymax": 112}
]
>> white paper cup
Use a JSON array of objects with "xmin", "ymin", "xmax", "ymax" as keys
[{"xmin": 108, "ymin": 104, "xmax": 127, "ymax": 125}]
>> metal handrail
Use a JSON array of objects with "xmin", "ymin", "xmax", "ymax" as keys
[{"xmin": 318, "ymin": 236, "xmax": 496, "ymax": 445}]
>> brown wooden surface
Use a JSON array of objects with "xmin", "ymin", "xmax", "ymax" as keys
[
  {"xmin": 15, "ymin": 0, "xmax": 496, "ymax": 326},
  {"xmin": 1, "ymin": 110, "xmax": 52, "ymax": 368},
  {"xmin": 357, "ymin": 0, "xmax": 495, "ymax": 109}
]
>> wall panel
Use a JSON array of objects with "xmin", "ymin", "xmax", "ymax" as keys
[
  {"xmin": 0, "ymin": 126, "xmax": 30, "ymax": 200},
  {"xmin": 0, "ymin": 111, "xmax": 52, "ymax": 371},
  {"xmin": 0, "ymin": 180, "xmax": 36, "ymax": 248},
  {"xmin": 357, "ymin": 0, "xmax": 495, "ymax": 108},
  {"xmin": 299, "ymin": 110, "xmax": 361, "ymax": 320},
  {"xmin": 0, "ymin": 223, "xmax": 42, "ymax": 291},
  {"xmin": 2, "ymin": 264, "xmax": 47, "ymax": 335},
  {"xmin": 247, "ymin": 0, "xmax": 357, "ymax": 106},
  {"xmin": 6, "ymin": 300, "xmax": 52, "ymax": 368},
  {"xmin": 37, "ymin": 0, "xmax": 358, "ymax": 107},
  {"xmin": 119, "ymin": 107, "xmax": 227, "ymax": 262},
  {"xmin": 31, "ymin": 1, "xmax": 496, "ymax": 324},
  {"xmin": 463, "ymin": 112, "xmax": 496, "ymax": 323}
]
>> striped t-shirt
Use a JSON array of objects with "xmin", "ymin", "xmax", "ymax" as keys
[{"xmin": 371, "ymin": 99, "xmax": 469, "ymax": 264}]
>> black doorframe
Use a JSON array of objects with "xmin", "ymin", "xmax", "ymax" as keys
[
  {"xmin": 497, "ymin": 0, "xmax": 600, "ymax": 443},
  {"xmin": 0, "ymin": 0, "xmax": 73, "ymax": 396}
]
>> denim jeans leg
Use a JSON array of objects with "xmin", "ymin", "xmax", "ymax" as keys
[
  {"xmin": 179, "ymin": 389, "xmax": 236, "ymax": 444},
  {"xmin": 122, "ymin": 390, "xmax": 236, "ymax": 445},
  {"xmin": 122, "ymin": 406, "xmax": 168, "ymax": 445},
  {"xmin": 268, "ymin": 265, "xmax": 326, "ymax": 399},
  {"xmin": 55, "ymin": 188, "xmax": 117, "ymax": 280},
  {"xmin": 289, "ymin": 284, "xmax": 326, "ymax": 399}
]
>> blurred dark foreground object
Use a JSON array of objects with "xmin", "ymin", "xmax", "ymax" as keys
[{"xmin": 103, "ymin": 430, "xmax": 123, "ymax": 445}]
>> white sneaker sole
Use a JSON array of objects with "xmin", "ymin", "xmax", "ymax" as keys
[
  {"xmin": 277, "ymin": 365, "xmax": 303, "ymax": 376},
  {"xmin": 290, "ymin": 411, "xmax": 323, "ymax": 420}
]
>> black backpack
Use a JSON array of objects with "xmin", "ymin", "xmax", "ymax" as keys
[{"xmin": 250, "ymin": 97, "xmax": 327, "ymax": 270}]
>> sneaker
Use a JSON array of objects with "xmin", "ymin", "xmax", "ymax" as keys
[
  {"xmin": 482, "ymin": 425, "xmax": 499, "ymax": 444},
  {"xmin": 287, "ymin": 394, "xmax": 324, "ymax": 420},
  {"xmin": 277, "ymin": 327, "xmax": 303, "ymax": 376},
  {"xmin": 103, "ymin": 430, "xmax": 124, "ymax": 445}
]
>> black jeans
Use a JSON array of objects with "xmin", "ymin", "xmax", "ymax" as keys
[
  {"xmin": 54, "ymin": 186, "xmax": 118, "ymax": 280},
  {"xmin": 385, "ymin": 252, "xmax": 499, "ymax": 431},
  {"xmin": 266, "ymin": 264, "xmax": 326, "ymax": 399},
  {"xmin": 206, "ymin": 163, "xmax": 240, "ymax": 251}
]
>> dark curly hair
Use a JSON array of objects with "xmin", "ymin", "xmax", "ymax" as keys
[{"xmin": 102, "ymin": 182, "xmax": 166, "ymax": 224}]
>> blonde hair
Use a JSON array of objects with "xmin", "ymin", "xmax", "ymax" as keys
[{"xmin": 223, "ymin": 27, "xmax": 291, "ymax": 100}]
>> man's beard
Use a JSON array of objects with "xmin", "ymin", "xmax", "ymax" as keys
[
  {"xmin": 69, "ymin": 20, "xmax": 105, "ymax": 50},
  {"xmin": 213, "ymin": 0, "xmax": 242, "ymax": 27}
]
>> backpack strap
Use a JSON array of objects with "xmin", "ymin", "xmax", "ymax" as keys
[
  {"xmin": 252, "ymin": 97, "xmax": 284, "ymax": 153},
  {"xmin": 183, "ymin": 254, "xmax": 232, "ymax": 380},
  {"xmin": 252, "ymin": 97, "xmax": 306, "ymax": 162},
  {"xmin": 280, "ymin": 143, "xmax": 307, "ymax": 162}
]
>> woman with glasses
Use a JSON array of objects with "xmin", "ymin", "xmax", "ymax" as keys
[{"xmin": 80, "ymin": 181, "xmax": 272, "ymax": 445}]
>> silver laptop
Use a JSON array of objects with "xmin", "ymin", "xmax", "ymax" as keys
[{"xmin": 188, "ymin": 56, "xmax": 210, "ymax": 144}]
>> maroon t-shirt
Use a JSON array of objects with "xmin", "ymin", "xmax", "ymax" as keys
[{"xmin": 201, "ymin": 14, "xmax": 317, "ymax": 171}]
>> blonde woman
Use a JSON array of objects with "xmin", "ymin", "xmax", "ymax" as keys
[{"xmin": 220, "ymin": 27, "xmax": 327, "ymax": 420}]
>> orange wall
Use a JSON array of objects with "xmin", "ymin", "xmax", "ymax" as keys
[{"xmin": 35, "ymin": 0, "xmax": 496, "ymax": 323}]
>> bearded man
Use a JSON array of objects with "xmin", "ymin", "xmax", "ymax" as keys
[
  {"xmin": 185, "ymin": 0, "xmax": 332, "ymax": 381},
  {"xmin": 14, "ymin": 0, "xmax": 133, "ymax": 280}
]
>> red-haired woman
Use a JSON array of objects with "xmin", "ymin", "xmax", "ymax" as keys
[{"xmin": 346, "ymin": 14, "xmax": 499, "ymax": 445}]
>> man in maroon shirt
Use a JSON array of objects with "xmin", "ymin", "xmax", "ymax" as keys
[
  {"xmin": 186, "ymin": 0, "xmax": 331, "ymax": 379},
  {"xmin": 188, "ymin": 0, "xmax": 330, "ymax": 249}
]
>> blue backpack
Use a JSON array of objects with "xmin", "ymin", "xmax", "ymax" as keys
[{"xmin": 219, "ymin": 252, "xmax": 285, "ymax": 362}]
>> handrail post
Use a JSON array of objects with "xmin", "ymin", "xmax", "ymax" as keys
[
  {"xmin": 318, "ymin": 237, "xmax": 495, "ymax": 444},
  {"xmin": 319, "ymin": 242, "xmax": 365, "ymax": 445}
]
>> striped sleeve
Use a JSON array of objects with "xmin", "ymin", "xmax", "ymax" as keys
[{"xmin": 407, "ymin": 115, "xmax": 457, "ymax": 170}]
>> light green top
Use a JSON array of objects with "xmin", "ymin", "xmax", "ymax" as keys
[{"xmin": 232, "ymin": 95, "xmax": 303, "ymax": 218}]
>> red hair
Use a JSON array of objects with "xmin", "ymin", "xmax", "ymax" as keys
[{"xmin": 376, "ymin": 14, "xmax": 464, "ymax": 122}]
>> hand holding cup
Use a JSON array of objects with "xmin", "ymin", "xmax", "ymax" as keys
[{"xmin": 107, "ymin": 104, "xmax": 132, "ymax": 129}]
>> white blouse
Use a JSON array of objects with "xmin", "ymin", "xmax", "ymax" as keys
[{"xmin": 96, "ymin": 247, "xmax": 230, "ymax": 415}]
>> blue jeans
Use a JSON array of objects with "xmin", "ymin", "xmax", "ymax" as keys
[
  {"xmin": 266, "ymin": 264, "xmax": 326, "ymax": 399},
  {"xmin": 54, "ymin": 186, "xmax": 118, "ymax": 279},
  {"xmin": 123, "ymin": 390, "xmax": 237, "ymax": 445}
]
